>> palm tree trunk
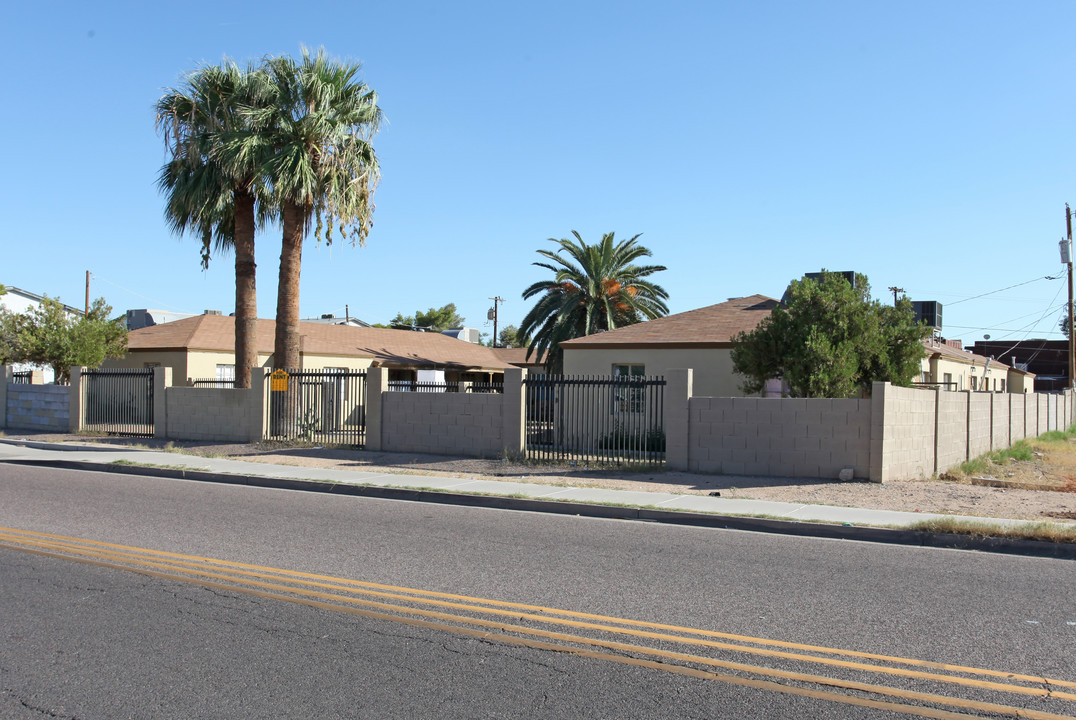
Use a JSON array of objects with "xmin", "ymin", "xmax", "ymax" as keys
[
  {"xmin": 274, "ymin": 200, "xmax": 304, "ymax": 369},
  {"xmin": 233, "ymin": 188, "xmax": 257, "ymax": 388}
]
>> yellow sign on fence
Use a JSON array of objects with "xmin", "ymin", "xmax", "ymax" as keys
[{"xmin": 270, "ymin": 369, "xmax": 289, "ymax": 392}]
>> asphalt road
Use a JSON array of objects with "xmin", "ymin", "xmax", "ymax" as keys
[{"xmin": 1, "ymin": 463, "xmax": 1074, "ymax": 719}]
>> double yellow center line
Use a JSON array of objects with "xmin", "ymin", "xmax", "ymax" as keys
[{"xmin": 1, "ymin": 526, "xmax": 1073, "ymax": 720}]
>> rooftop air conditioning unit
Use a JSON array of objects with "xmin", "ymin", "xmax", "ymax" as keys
[{"xmin": 912, "ymin": 301, "xmax": 943, "ymax": 331}]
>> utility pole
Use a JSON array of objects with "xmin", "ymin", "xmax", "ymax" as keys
[
  {"xmin": 887, "ymin": 286, "xmax": 905, "ymax": 306},
  {"xmin": 1067, "ymin": 205, "xmax": 1075, "ymax": 389},
  {"xmin": 487, "ymin": 297, "xmax": 504, "ymax": 347},
  {"xmin": 85, "ymin": 270, "xmax": 90, "ymax": 315}
]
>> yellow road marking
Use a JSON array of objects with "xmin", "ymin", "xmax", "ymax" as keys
[
  {"xmin": 5, "ymin": 529, "xmax": 1073, "ymax": 705},
  {"xmin": 3, "ymin": 527, "xmax": 1074, "ymax": 720}
]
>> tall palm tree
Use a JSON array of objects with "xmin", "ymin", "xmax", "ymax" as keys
[
  {"xmin": 156, "ymin": 61, "xmax": 274, "ymax": 389},
  {"xmin": 259, "ymin": 47, "xmax": 382, "ymax": 369},
  {"xmin": 519, "ymin": 231, "xmax": 669, "ymax": 374}
]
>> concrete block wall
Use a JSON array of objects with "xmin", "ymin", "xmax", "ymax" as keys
[
  {"xmin": 164, "ymin": 387, "xmax": 261, "ymax": 442},
  {"xmin": 935, "ymin": 391, "xmax": 968, "ymax": 470},
  {"xmin": 1038, "ymin": 395, "xmax": 1050, "ymax": 435},
  {"xmin": 871, "ymin": 384, "xmax": 936, "ymax": 482},
  {"xmin": 382, "ymin": 392, "xmax": 504, "ymax": 456},
  {"xmin": 967, "ymin": 393, "xmax": 992, "ymax": 458},
  {"xmin": 990, "ymin": 394, "xmax": 1010, "ymax": 450},
  {"xmin": 5, "ymin": 384, "xmax": 70, "ymax": 431},
  {"xmin": 686, "ymin": 396, "xmax": 871, "ymax": 479},
  {"xmin": 1009, "ymin": 394, "xmax": 1026, "ymax": 443}
]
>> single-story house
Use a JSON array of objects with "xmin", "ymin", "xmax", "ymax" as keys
[
  {"xmin": 560, "ymin": 295, "xmax": 780, "ymax": 397},
  {"xmin": 104, "ymin": 313, "xmax": 514, "ymax": 384},
  {"xmin": 491, "ymin": 347, "xmax": 547, "ymax": 375},
  {"xmin": 560, "ymin": 294, "xmax": 1033, "ymax": 396}
]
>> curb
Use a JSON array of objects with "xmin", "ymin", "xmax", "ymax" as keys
[{"xmin": 6, "ymin": 456, "xmax": 1076, "ymax": 561}]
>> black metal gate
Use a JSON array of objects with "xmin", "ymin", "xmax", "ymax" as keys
[
  {"xmin": 524, "ymin": 375, "xmax": 666, "ymax": 465},
  {"xmin": 264, "ymin": 369, "xmax": 367, "ymax": 446},
  {"xmin": 83, "ymin": 368, "xmax": 154, "ymax": 437}
]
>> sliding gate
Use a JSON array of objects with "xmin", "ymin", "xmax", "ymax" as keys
[
  {"xmin": 523, "ymin": 375, "xmax": 666, "ymax": 465},
  {"xmin": 264, "ymin": 369, "xmax": 367, "ymax": 446}
]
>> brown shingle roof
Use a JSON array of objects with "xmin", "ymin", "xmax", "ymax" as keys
[
  {"xmin": 127, "ymin": 315, "xmax": 514, "ymax": 371},
  {"xmin": 490, "ymin": 347, "xmax": 546, "ymax": 367},
  {"xmin": 559, "ymin": 295, "xmax": 780, "ymax": 348},
  {"xmin": 923, "ymin": 338, "xmax": 1011, "ymax": 370}
]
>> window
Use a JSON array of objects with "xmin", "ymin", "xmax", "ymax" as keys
[
  {"xmin": 215, "ymin": 364, "xmax": 235, "ymax": 388},
  {"xmin": 943, "ymin": 373, "xmax": 953, "ymax": 390},
  {"xmin": 612, "ymin": 364, "xmax": 645, "ymax": 413},
  {"xmin": 970, "ymin": 376, "xmax": 977, "ymax": 391}
]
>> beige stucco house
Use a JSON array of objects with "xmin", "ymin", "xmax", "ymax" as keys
[
  {"xmin": 560, "ymin": 294, "xmax": 1034, "ymax": 397},
  {"xmin": 104, "ymin": 314, "xmax": 514, "ymax": 383},
  {"xmin": 919, "ymin": 338, "xmax": 1034, "ymax": 393},
  {"xmin": 560, "ymin": 295, "xmax": 780, "ymax": 397}
]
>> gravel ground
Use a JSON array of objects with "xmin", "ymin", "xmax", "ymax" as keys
[{"xmin": 6, "ymin": 431, "xmax": 1076, "ymax": 522}]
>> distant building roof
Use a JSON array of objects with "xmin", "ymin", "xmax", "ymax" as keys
[
  {"xmin": 490, "ymin": 347, "xmax": 546, "ymax": 367},
  {"xmin": 1, "ymin": 286, "xmax": 83, "ymax": 316},
  {"xmin": 560, "ymin": 294, "xmax": 780, "ymax": 348},
  {"xmin": 126, "ymin": 314, "xmax": 514, "ymax": 371}
]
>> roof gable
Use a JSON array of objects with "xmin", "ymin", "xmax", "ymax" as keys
[
  {"xmin": 127, "ymin": 315, "xmax": 514, "ymax": 370},
  {"xmin": 560, "ymin": 295, "xmax": 779, "ymax": 348}
]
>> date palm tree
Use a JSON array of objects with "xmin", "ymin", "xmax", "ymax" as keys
[
  {"xmin": 157, "ymin": 61, "xmax": 274, "ymax": 388},
  {"xmin": 258, "ymin": 48, "xmax": 382, "ymax": 368},
  {"xmin": 519, "ymin": 231, "xmax": 669, "ymax": 374}
]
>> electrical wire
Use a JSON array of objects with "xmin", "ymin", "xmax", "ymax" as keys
[
  {"xmin": 89, "ymin": 274, "xmax": 187, "ymax": 313},
  {"xmin": 944, "ymin": 274, "xmax": 1063, "ymax": 306}
]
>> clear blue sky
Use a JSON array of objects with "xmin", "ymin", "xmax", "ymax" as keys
[{"xmin": 3, "ymin": 1, "xmax": 1075, "ymax": 348}]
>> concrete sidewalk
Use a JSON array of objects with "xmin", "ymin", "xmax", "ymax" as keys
[{"xmin": 0, "ymin": 436, "xmax": 1071, "ymax": 558}]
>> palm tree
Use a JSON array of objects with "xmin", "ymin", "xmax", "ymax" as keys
[
  {"xmin": 156, "ymin": 61, "xmax": 274, "ymax": 389},
  {"xmin": 259, "ymin": 48, "xmax": 382, "ymax": 369},
  {"xmin": 519, "ymin": 231, "xmax": 669, "ymax": 374}
]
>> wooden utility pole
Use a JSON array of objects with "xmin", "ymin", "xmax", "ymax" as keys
[
  {"xmin": 84, "ymin": 270, "xmax": 90, "ymax": 315},
  {"xmin": 1068, "ymin": 205, "xmax": 1075, "ymax": 389},
  {"xmin": 488, "ymin": 296, "xmax": 504, "ymax": 347},
  {"xmin": 887, "ymin": 286, "xmax": 905, "ymax": 306}
]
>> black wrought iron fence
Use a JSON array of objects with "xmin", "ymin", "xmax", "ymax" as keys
[
  {"xmin": 11, "ymin": 370, "xmax": 32, "ymax": 385},
  {"xmin": 387, "ymin": 380, "xmax": 504, "ymax": 394},
  {"xmin": 191, "ymin": 378, "xmax": 237, "ymax": 388},
  {"xmin": 524, "ymin": 375, "xmax": 666, "ymax": 465},
  {"xmin": 83, "ymin": 368, "xmax": 154, "ymax": 437},
  {"xmin": 264, "ymin": 369, "xmax": 367, "ymax": 446}
]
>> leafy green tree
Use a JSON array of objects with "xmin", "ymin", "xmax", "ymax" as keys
[
  {"xmin": 157, "ymin": 60, "xmax": 275, "ymax": 388},
  {"xmin": 261, "ymin": 48, "xmax": 382, "ymax": 368},
  {"xmin": 731, "ymin": 272, "xmax": 929, "ymax": 398},
  {"xmin": 519, "ymin": 231, "xmax": 669, "ymax": 373},
  {"xmin": 387, "ymin": 304, "xmax": 465, "ymax": 332},
  {"xmin": 498, "ymin": 324, "xmax": 524, "ymax": 348},
  {"xmin": 13, "ymin": 297, "xmax": 127, "ymax": 383}
]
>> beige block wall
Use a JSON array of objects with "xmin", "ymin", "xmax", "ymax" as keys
[
  {"xmin": 686, "ymin": 396, "xmax": 871, "ymax": 479},
  {"xmin": 1039, "ymin": 395, "xmax": 1051, "ymax": 433},
  {"xmin": 1009, "ymin": 393, "xmax": 1026, "ymax": 443},
  {"xmin": 563, "ymin": 347, "xmax": 749, "ymax": 397},
  {"xmin": 382, "ymin": 392, "xmax": 504, "ymax": 456},
  {"xmin": 935, "ymin": 391, "xmax": 967, "ymax": 470},
  {"xmin": 990, "ymin": 394, "xmax": 1010, "ymax": 449},
  {"xmin": 5, "ymin": 385, "xmax": 70, "ymax": 431},
  {"xmin": 164, "ymin": 387, "xmax": 260, "ymax": 442},
  {"xmin": 873, "ymin": 385, "xmax": 936, "ymax": 482},
  {"xmin": 967, "ymin": 394, "xmax": 992, "ymax": 457}
]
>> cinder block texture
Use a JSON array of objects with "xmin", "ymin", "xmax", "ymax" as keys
[
  {"xmin": 382, "ymin": 393, "xmax": 504, "ymax": 457},
  {"xmin": 686, "ymin": 396, "xmax": 871, "ymax": 480},
  {"xmin": 164, "ymin": 387, "xmax": 259, "ymax": 442},
  {"xmin": 5, "ymin": 385, "xmax": 71, "ymax": 431}
]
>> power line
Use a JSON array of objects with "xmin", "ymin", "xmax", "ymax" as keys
[{"xmin": 945, "ymin": 274, "xmax": 1063, "ymax": 306}]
